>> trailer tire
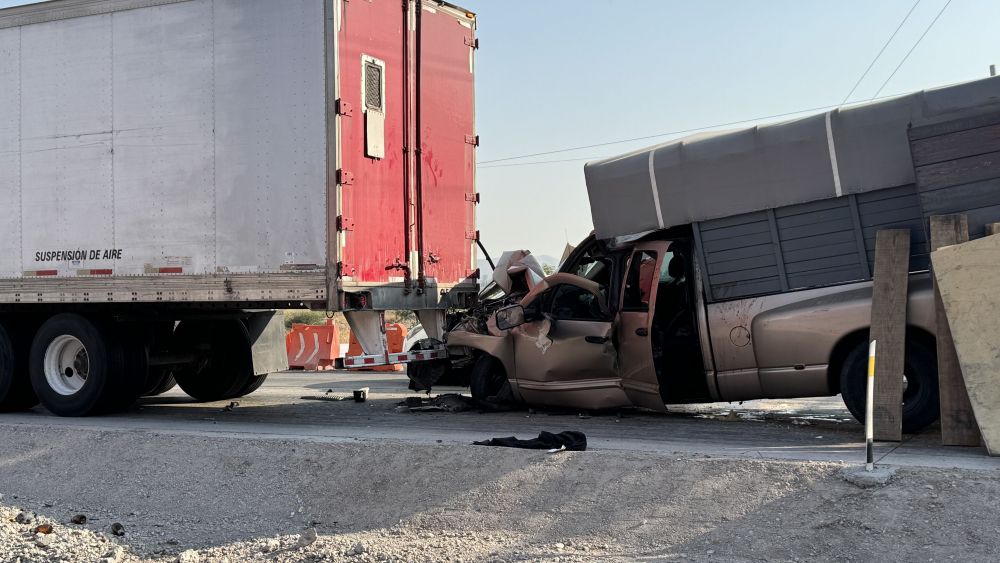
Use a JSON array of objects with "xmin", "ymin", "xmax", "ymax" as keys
[
  {"xmin": 469, "ymin": 354, "xmax": 512, "ymax": 404},
  {"xmin": 143, "ymin": 369, "xmax": 177, "ymax": 397},
  {"xmin": 29, "ymin": 314, "xmax": 127, "ymax": 417},
  {"xmin": 0, "ymin": 322, "xmax": 38, "ymax": 412},
  {"xmin": 173, "ymin": 320, "xmax": 254, "ymax": 402},
  {"xmin": 232, "ymin": 374, "xmax": 268, "ymax": 398},
  {"xmin": 839, "ymin": 335, "xmax": 939, "ymax": 434}
]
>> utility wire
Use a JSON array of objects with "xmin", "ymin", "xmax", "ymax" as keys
[
  {"xmin": 840, "ymin": 0, "xmax": 922, "ymax": 105},
  {"xmin": 871, "ymin": 0, "xmax": 953, "ymax": 99},
  {"xmin": 480, "ymin": 92, "xmax": 905, "ymax": 170},
  {"xmin": 477, "ymin": 103, "xmax": 855, "ymax": 165}
]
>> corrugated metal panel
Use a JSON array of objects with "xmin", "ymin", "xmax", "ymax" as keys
[
  {"xmin": 775, "ymin": 197, "xmax": 865, "ymax": 290},
  {"xmin": 910, "ymin": 112, "xmax": 1000, "ymax": 239},
  {"xmin": 698, "ymin": 185, "xmax": 934, "ymax": 302},
  {"xmin": 698, "ymin": 212, "xmax": 781, "ymax": 300},
  {"xmin": 857, "ymin": 185, "xmax": 929, "ymax": 272}
]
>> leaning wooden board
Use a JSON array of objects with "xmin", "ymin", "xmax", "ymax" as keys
[{"xmin": 932, "ymin": 233, "xmax": 1000, "ymax": 456}]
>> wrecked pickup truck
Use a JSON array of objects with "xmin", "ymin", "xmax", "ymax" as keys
[{"xmin": 413, "ymin": 76, "xmax": 1000, "ymax": 433}]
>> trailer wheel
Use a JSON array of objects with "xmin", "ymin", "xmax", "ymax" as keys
[
  {"xmin": 839, "ymin": 335, "xmax": 939, "ymax": 434},
  {"xmin": 469, "ymin": 354, "xmax": 513, "ymax": 404},
  {"xmin": 232, "ymin": 374, "xmax": 268, "ymax": 398},
  {"xmin": 172, "ymin": 320, "xmax": 253, "ymax": 402},
  {"xmin": 29, "ymin": 314, "xmax": 128, "ymax": 416},
  {"xmin": 143, "ymin": 369, "xmax": 177, "ymax": 397},
  {"xmin": 0, "ymin": 322, "xmax": 38, "ymax": 412}
]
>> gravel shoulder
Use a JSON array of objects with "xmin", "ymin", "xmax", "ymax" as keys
[{"xmin": 2, "ymin": 424, "xmax": 1000, "ymax": 563}]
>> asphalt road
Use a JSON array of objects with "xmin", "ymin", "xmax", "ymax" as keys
[{"xmin": 1, "ymin": 370, "xmax": 996, "ymax": 470}]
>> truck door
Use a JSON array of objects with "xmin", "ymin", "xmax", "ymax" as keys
[
  {"xmin": 511, "ymin": 274, "xmax": 620, "ymax": 410},
  {"xmin": 417, "ymin": 2, "xmax": 478, "ymax": 286},
  {"xmin": 337, "ymin": 0, "xmax": 409, "ymax": 283},
  {"xmin": 618, "ymin": 242, "xmax": 671, "ymax": 412}
]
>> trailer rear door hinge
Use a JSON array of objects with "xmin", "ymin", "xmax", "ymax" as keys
[
  {"xmin": 464, "ymin": 36, "xmax": 479, "ymax": 49},
  {"xmin": 465, "ymin": 230, "xmax": 480, "ymax": 241},
  {"xmin": 335, "ymin": 99, "xmax": 353, "ymax": 117},
  {"xmin": 336, "ymin": 216, "xmax": 355, "ymax": 231},
  {"xmin": 465, "ymin": 192, "xmax": 480, "ymax": 203},
  {"xmin": 336, "ymin": 169, "xmax": 354, "ymax": 185},
  {"xmin": 464, "ymin": 134, "xmax": 479, "ymax": 146}
]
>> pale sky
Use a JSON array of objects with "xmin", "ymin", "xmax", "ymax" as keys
[{"xmin": 3, "ymin": 0, "xmax": 999, "ymax": 259}]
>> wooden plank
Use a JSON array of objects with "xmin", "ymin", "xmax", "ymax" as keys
[
  {"xmin": 932, "ymin": 234, "xmax": 1000, "ymax": 455},
  {"xmin": 911, "ymin": 122, "xmax": 1000, "ymax": 167},
  {"xmin": 929, "ymin": 215, "xmax": 980, "ymax": 446},
  {"xmin": 909, "ymin": 111, "xmax": 1000, "ymax": 141},
  {"xmin": 869, "ymin": 229, "xmax": 910, "ymax": 442},
  {"xmin": 914, "ymin": 149, "xmax": 1000, "ymax": 191},
  {"xmin": 986, "ymin": 223, "xmax": 1000, "ymax": 236}
]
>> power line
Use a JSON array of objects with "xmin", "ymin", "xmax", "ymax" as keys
[
  {"xmin": 840, "ymin": 0, "xmax": 922, "ymax": 105},
  {"xmin": 872, "ymin": 0, "xmax": 953, "ymax": 99},
  {"xmin": 476, "ymin": 102, "xmax": 853, "ymax": 166},
  {"xmin": 479, "ymin": 156, "xmax": 602, "ymax": 169}
]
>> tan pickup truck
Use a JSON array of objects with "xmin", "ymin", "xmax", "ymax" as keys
[{"xmin": 441, "ymin": 76, "xmax": 1000, "ymax": 433}]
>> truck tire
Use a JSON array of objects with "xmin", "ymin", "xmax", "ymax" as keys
[
  {"xmin": 172, "ymin": 320, "xmax": 253, "ymax": 402},
  {"xmin": 469, "ymin": 354, "xmax": 512, "ymax": 404},
  {"xmin": 839, "ymin": 335, "xmax": 939, "ymax": 434},
  {"xmin": 0, "ymin": 322, "xmax": 38, "ymax": 412},
  {"xmin": 143, "ymin": 369, "xmax": 177, "ymax": 397},
  {"xmin": 29, "ymin": 314, "xmax": 131, "ymax": 417}
]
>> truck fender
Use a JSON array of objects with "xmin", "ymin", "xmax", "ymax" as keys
[{"xmin": 446, "ymin": 330, "xmax": 517, "ymax": 391}]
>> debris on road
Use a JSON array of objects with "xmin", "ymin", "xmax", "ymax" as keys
[
  {"xmin": 300, "ymin": 395, "xmax": 352, "ymax": 402},
  {"xmin": 222, "ymin": 401, "xmax": 240, "ymax": 412},
  {"xmin": 400, "ymin": 393, "xmax": 475, "ymax": 413},
  {"xmin": 70, "ymin": 514, "xmax": 87, "ymax": 525},
  {"xmin": 33, "ymin": 523, "xmax": 53, "ymax": 534},
  {"xmin": 110, "ymin": 522, "xmax": 125, "ymax": 536},
  {"xmin": 474, "ymin": 430, "xmax": 588, "ymax": 451},
  {"xmin": 353, "ymin": 388, "xmax": 370, "ymax": 403}
]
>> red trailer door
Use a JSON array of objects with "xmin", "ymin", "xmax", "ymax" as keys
[
  {"xmin": 338, "ymin": 0, "xmax": 408, "ymax": 284},
  {"xmin": 416, "ymin": 2, "xmax": 477, "ymax": 286}
]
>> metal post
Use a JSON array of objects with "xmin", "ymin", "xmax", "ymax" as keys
[{"xmin": 866, "ymin": 340, "xmax": 877, "ymax": 471}]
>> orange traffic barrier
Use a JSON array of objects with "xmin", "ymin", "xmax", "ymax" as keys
[
  {"xmin": 347, "ymin": 323, "xmax": 408, "ymax": 371},
  {"xmin": 286, "ymin": 319, "xmax": 341, "ymax": 371}
]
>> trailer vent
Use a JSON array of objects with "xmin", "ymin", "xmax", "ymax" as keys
[{"xmin": 364, "ymin": 62, "xmax": 383, "ymax": 111}]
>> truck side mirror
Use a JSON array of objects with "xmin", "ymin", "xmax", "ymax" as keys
[{"xmin": 495, "ymin": 304, "xmax": 526, "ymax": 331}]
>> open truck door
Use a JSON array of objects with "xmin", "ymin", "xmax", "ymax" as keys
[
  {"xmin": 507, "ymin": 274, "xmax": 621, "ymax": 410},
  {"xmin": 617, "ymin": 242, "xmax": 672, "ymax": 412}
]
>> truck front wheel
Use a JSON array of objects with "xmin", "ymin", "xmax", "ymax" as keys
[
  {"xmin": 469, "ymin": 354, "xmax": 513, "ymax": 404},
  {"xmin": 0, "ymin": 322, "xmax": 38, "ymax": 412},
  {"xmin": 172, "ymin": 320, "xmax": 254, "ymax": 402},
  {"xmin": 29, "ymin": 314, "xmax": 133, "ymax": 416},
  {"xmin": 839, "ymin": 335, "xmax": 939, "ymax": 434}
]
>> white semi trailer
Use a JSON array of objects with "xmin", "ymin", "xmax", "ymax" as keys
[{"xmin": 0, "ymin": 0, "xmax": 480, "ymax": 416}]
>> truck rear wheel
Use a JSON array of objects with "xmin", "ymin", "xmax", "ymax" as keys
[
  {"xmin": 172, "ymin": 320, "xmax": 254, "ymax": 402},
  {"xmin": 29, "ymin": 314, "xmax": 135, "ymax": 417},
  {"xmin": 839, "ymin": 335, "xmax": 939, "ymax": 434},
  {"xmin": 0, "ymin": 322, "xmax": 38, "ymax": 412}
]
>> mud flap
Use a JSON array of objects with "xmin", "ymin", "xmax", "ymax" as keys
[{"xmin": 244, "ymin": 311, "xmax": 289, "ymax": 375}]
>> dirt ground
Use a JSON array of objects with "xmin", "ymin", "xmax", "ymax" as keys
[{"xmin": 2, "ymin": 372, "xmax": 999, "ymax": 562}]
